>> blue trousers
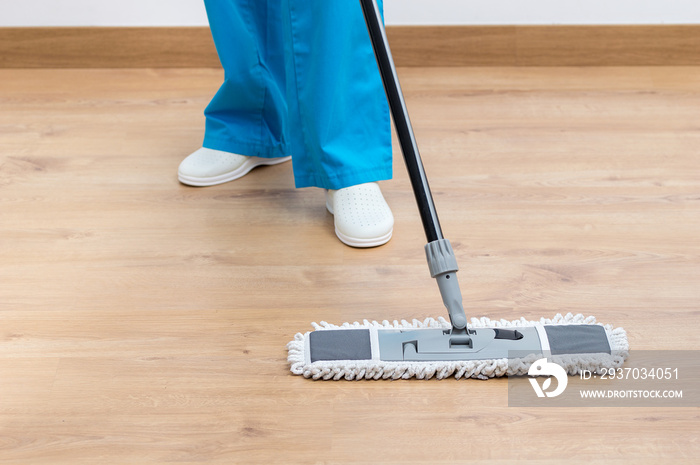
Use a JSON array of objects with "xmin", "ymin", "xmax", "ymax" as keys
[{"xmin": 202, "ymin": 0, "xmax": 392, "ymax": 189}]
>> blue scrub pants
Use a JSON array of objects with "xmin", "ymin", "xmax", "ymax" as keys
[{"xmin": 202, "ymin": 0, "xmax": 392, "ymax": 190}]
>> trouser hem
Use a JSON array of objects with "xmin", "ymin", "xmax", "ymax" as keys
[
  {"xmin": 203, "ymin": 136, "xmax": 290, "ymax": 159},
  {"xmin": 293, "ymin": 166, "xmax": 393, "ymax": 190}
]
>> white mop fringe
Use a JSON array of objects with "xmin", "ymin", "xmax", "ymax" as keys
[{"xmin": 286, "ymin": 313, "xmax": 628, "ymax": 380}]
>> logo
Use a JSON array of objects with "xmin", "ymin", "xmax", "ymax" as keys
[{"xmin": 528, "ymin": 358, "xmax": 568, "ymax": 398}]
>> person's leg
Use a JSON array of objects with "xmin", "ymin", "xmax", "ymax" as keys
[
  {"xmin": 179, "ymin": 0, "xmax": 291, "ymax": 186},
  {"xmin": 280, "ymin": 1, "xmax": 393, "ymax": 247},
  {"xmin": 203, "ymin": 0, "xmax": 290, "ymax": 157},
  {"xmin": 281, "ymin": 0, "xmax": 392, "ymax": 190}
]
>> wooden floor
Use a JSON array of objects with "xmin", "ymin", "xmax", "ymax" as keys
[{"xmin": 1, "ymin": 66, "xmax": 699, "ymax": 464}]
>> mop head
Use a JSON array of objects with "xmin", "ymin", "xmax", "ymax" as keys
[{"xmin": 287, "ymin": 313, "xmax": 628, "ymax": 380}]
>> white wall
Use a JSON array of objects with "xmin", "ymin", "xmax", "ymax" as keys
[
  {"xmin": 1, "ymin": 0, "xmax": 699, "ymax": 27},
  {"xmin": 389, "ymin": 0, "xmax": 700, "ymax": 25}
]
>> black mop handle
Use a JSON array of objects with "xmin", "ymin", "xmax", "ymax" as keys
[
  {"xmin": 359, "ymin": 0, "xmax": 443, "ymax": 243},
  {"xmin": 360, "ymin": 0, "xmax": 469, "ymax": 332}
]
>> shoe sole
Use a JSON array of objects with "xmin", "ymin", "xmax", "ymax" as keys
[
  {"xmin": 326, "ymin": 198, "xmax": 393, "ymax": 248},
  {"xmin": 334, "ymin": 227, "xmax": 393, "ymax": 248},
  {"xmin": 178, "ymin": 156, "xmax": 292, "ymax": 187}
]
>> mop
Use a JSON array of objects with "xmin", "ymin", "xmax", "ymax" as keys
[{"xmin": 287, "ymin": 0, "xmax": 628, "ymax": 380}]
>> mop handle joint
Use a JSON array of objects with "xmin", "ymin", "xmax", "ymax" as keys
[{"xmin": 426, "ymin": 239, "xmax": 469, "ymax": 332}]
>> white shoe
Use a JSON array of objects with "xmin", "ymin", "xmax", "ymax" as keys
[
  {"xmin": 325, "ymin": 182, "xmax": 394, "ymax": 248},
  {"xmin": 178, "ymin": 147, "xmax": 291, "ymax": 186}
]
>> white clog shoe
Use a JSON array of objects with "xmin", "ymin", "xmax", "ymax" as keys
[
  {"xmin": 178, "ymin": 147, "xmax": 291, "ymax": 186},
  {"xmin": 326, "ymin": 182, "xmax": 394, "ymax": 248}
]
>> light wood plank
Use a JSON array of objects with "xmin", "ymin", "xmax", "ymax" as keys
[{"xmin": 1, "ymin": 66, "xmax": 699, "ymax": 464}]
